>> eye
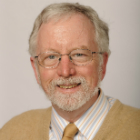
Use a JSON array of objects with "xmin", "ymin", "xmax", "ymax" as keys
[
  {"xmin": 76, "ymin": 53, "xmax": 83, "ymax": 57},
  {"xmin": 74, "ymin": 53, "xmax": 85, "ymax": 57},
  {"xmin": 48, "ymin": 55, "xmax": 56, "ymax": 59}
]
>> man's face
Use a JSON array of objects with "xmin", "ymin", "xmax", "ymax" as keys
[{"xmin": 31, "ymin": 14, "xmax": 107, "ymax": 111}]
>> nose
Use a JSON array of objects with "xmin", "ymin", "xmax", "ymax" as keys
[{"xmin": 57, "ymin": 55, "xmax": 76, "ymax": 78}]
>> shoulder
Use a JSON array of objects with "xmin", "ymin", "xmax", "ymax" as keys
[
  {"xmin": 109, "ymin": 100, "xmax": 140, "ymax": 124},
  {"xmin": 118, "ymin": 101, "xmax": 140, "ymax": 127},
  {"xmin": 95, "ymin": 100, "xmax": 140, "ymax": 139},
  {"xmin": 114, "ymin": 100, "xmax": 140, "ymax": 120},
  {"xmin": 109, "ymin": 100, "xmax": 140, "ymax": 138},
  {"xmin": 1, "ymin": 107, "xmax": 52, "ymax": 128},
  {"xmin": 0, "ymin": 107, "xmax": 52, "ymax": 140}
]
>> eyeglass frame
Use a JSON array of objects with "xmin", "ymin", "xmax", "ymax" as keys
[{"xmin": 34, "ymin": 49, "xmax": 104, "ymax": 69}]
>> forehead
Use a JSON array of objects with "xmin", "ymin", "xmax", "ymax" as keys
[{"xmin": 37, "ymin": 13, "xmax": 97, "ymax": 53}]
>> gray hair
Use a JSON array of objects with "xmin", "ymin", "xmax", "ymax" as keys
[{"xmin": 29, "ymin": 3, "xmax": 110, "ymax": 57}]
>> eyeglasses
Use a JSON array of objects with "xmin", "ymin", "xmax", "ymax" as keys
[{"xmin": 34, "ymin": 49, "xmax": 103, "ymax": 69}]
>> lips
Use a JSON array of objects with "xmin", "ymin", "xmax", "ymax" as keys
[{"xmin": 58, "ymin": 83, "xmax": 80, "ymax": 89}]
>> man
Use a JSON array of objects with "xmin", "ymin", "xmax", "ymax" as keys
[{"xmin": 0, "ymin": 2, "xmax": 140, "ymax": 140}]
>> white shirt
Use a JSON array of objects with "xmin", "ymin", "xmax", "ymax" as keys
[{"xmin": 49, "ymin": 90, "xmax": 116, "ymax": 140}]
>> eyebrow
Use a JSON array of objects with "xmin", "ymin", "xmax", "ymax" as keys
[
  {"xmin": 80, "ymin": 45, "xmax": 89, "ymax": 49},
  {"xmin": 40, "ymin": 48, "xmax": 58, "ymax": 53},
  {"xmin": 40, "ymin": 45, "xmax": 90, "ymax": 53},
  {"xmin": 47, "ymin": 48, "xmax": 58, "ymax": 52}
]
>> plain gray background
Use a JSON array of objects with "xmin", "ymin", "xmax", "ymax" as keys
[{"xmin": 0, "ymin": 0, "xmax": 140, "ymax": 128}]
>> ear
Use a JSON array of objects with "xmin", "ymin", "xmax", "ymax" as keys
[
  {"xmin": 101, "ymin": 53, "xmax": 108, "ymax": 80},
  {"xmin": 30, "ymin": 57, "xmax": 40, "ymax": 84}
]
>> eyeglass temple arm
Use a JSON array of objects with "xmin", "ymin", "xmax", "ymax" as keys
[
  {"xmin": 34, "ymin": 56, "xmax": 38, "ymax": 58},
  {"xmin": 92, "ymin": 52, "xmax": 104, "ymax": 54}
]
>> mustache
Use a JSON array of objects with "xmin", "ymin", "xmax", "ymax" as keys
[{"xmin": 50, "ymin": 77, "xmax": 87, "ymax": 86}]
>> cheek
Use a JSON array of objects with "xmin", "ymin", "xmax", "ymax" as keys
[
  {"xmin": 76, "ymin": 62, "xmax": 100, "ymax": 87},
  {"xmin": 78, "ymin": 65, "xmax": 99, "ymax": 80},
  {"xmin": 39, "ymin": 68, "xmax": 56, "ymax": 85}
]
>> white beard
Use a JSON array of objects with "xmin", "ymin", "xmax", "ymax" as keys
[{"xmin": 42, "ymin": 76, "xmax": 100, "ymax": 112}]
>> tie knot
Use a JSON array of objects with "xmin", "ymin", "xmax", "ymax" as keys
[{"xmin": 62, "ymin": 123, "xmax": 78, "ymax": 140}]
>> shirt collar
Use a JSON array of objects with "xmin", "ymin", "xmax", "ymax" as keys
[
  {"xmin": 51, "ymin": 107, "xmax": 69, "ymax": 139},
  {"xmin": 75, "ymin": 90, "xmax": 110, "ymax": 139}
]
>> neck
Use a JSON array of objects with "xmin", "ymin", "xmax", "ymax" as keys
[{"xmin": 52, "ymin": 93, "xmax": 98, "ymax": 122}]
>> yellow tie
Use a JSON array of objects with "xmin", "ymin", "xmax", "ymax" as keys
[{"xmin": 62, "ymin": 123, "xmax": 78, "ymax": 140}]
